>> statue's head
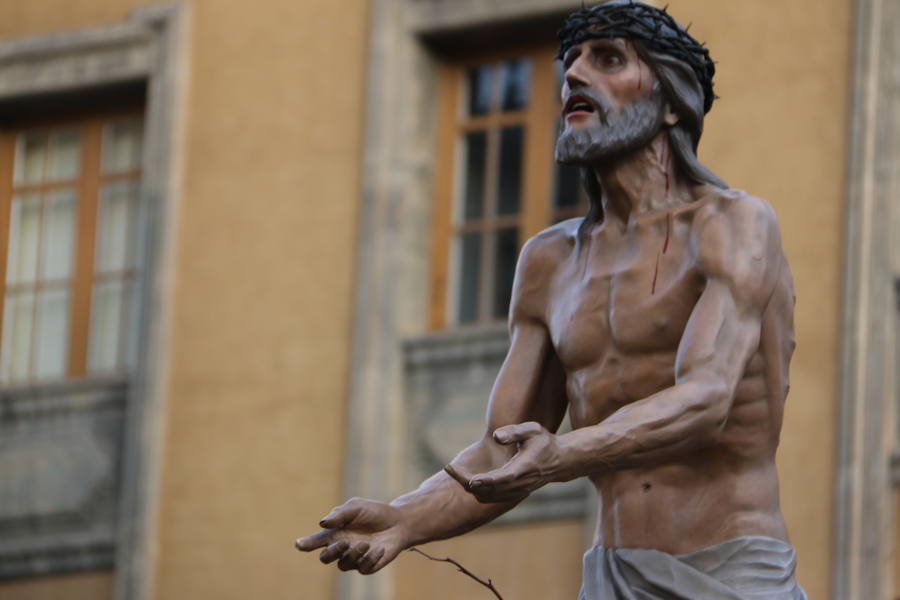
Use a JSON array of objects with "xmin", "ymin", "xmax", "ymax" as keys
[{"xmin": 555, "ymin": 0, "xmax": 726, "ymax": 189}]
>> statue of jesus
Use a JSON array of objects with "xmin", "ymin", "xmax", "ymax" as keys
[{"xmin": 297, "ymin": 2, "xmax": 806, "ymax": 597}]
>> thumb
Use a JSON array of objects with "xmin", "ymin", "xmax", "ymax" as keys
[
  {"xmin": 493, "ymin": 422, "xmax": 543, "ymax": 445},
  {"xmin": 319, "ymin": 500, "xmax": 364, "ymax": 529}
]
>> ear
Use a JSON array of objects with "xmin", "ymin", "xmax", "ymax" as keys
[{"xmin": 663, "ymin": 102, "xmax": 679, "ymax": 126}]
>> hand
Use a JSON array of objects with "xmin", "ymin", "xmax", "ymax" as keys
[
  {"xmin": 445, "ymin": 422, "xmax": 564, "ymax": 503},
  {"xmin": 294, "ymin": 497, "xmax": 409, "ymax": 574}
]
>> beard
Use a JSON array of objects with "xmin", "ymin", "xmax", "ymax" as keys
[{"xmin": 555, "ymin": 90, "xmax": 665, "ymax": 165}]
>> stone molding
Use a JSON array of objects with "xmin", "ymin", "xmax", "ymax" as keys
[
  {"xmin": 0, "ymin": 22, "xmax": 154, "ymax": 101},
  {"xmin": 408, "ymin": 0, "xmax": 582, "ymax": 36},
  {"xmin": 832, "ymin": 0, "xmax": 900, "ymax": 598},
  {"xmin": 1, "ymin": 377, "xmax": 126, "ymax": 419}
]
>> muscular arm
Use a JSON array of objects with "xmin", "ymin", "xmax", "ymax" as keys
[
  {"xmin": 295, "ymin": 234, "xmax": 568, "ymax": 572},
  {"xmin": 467, "ymin": 196, "xmax": 785, "ymax": 499},
  {"xmin": 393, "ymin": 314, "xmax": 567, "ymax": 541}
]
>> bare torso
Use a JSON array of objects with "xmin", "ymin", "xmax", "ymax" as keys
[
  {"xmin": 296, "ymin": 189, "xmax": 799, "ymax": 577},
  {"xmin": 538, "ymin": 190, "xmax": 795, "ymax": 555}
]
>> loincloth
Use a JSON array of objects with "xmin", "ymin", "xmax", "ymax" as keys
[{"xmin": 578, "ymin": 536, "xmax": 807, "ymax": 599}]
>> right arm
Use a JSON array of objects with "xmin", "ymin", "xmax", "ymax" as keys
[{"xmin": 294, "ymin": 234, "xmax": 569, "ymax": 573}]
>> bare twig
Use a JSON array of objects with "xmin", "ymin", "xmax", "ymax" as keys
[{"xmin": 408, "ymin": 547, "xmax": 504, "ymax": 600}]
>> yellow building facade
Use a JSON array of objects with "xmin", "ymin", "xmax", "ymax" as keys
[{"xmin": 0, "ymin": 1, "xmax": 895, "ymax": 600}]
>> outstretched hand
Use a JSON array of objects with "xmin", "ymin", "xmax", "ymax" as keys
[
  {"xmin": 444, "ymin": 421, "xmax": 564, "ymax": 503},
  {"xmin": 294, "ymin": 498, "xmax": 409, "ymax": 574}
]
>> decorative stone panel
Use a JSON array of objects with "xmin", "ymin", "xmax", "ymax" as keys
[
  {"xmin": 0, "ymin": 379, "xmax": 126, "ymax": 577},
  {"xmin": 404, "ymin": 325, "xmax": 588, "ymax": 523}
]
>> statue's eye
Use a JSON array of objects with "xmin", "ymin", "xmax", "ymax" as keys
[{"xmin": 600, "ymin": 52, "xmax": 623, "ymax": 68}]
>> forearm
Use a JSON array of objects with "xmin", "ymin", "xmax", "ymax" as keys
[
  {"xmin": 555, "ymin": 379, "xmax": 729, "ymax": 478},
  {"xmin": 389, "ymin": 441, "xmax": 520, "ymax": 546}
]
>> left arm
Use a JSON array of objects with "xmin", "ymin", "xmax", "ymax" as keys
[{"xmin": 463, "ymin": 197, "xmax": 784, "ymax": 502}]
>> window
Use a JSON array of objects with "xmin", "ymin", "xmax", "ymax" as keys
[
  {"xmin": 0, "ymin": 111, "xmax": 144, "ymax": 385},
  {"xmin": 429, "ymin": 45, "xmax": 589, "ymax": 329}
]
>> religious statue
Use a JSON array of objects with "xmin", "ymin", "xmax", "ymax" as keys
[{"xmin": 297, "ymin": 2, "xmax": 806, "ymax": 597}]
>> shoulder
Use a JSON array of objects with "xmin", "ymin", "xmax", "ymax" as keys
[
  {"xmin": 517, "ymin": 218, "xmax": 580, "ymax": 276},
  {"xmin": 692, "ymin": 189, "xmax": 784, "ymax": 304},
  {"xmin": 692, "ymin": 189, "xmax": 781, "ymax": 257},
  {"xmin": 693, "ymin": 189, "xmax": 779, "ymax": 236},
  {"xmin": 509, "ymin": 219, "xmax": 578, "ymax": 323}
]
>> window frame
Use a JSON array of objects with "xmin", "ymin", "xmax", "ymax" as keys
[
  {"xmin": 429, "ymin": 44, "xmax": 560, "ymax": 330},
  {"xmin": 0, "ymin": 107, "xmax": 143, "ymax": 386}
]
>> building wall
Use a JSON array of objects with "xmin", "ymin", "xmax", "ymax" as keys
[
  {"xmin": 0, "ymin": 1, "xmax": 853, "ymax": 600},
  {"xmin": 0, "ymin": 1, "xmax": 368, "ymax": 600},
  {"xmin": 0, "ymin": 571, "xmax": 114, "ymax": 600},
  {"xmin": 153, "ymin": 1, "xmax": 367, "ymax": 598},
  {"xmin": 394, "ymin": 519, "xmax": 586, "ymax": 600}
]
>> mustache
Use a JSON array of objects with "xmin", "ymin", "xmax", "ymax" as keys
[{"xmin": 564, "ymin": 86, "xmax": 611, "ymax": 123}]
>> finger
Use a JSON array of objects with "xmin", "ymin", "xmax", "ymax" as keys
[
  {"xmin": 295, "ymin": 529, "xmax": 332, "ymax": 552},
  {"xmin": 319, "ymin": 500, "xmax": 364, "ymax": 529},
  {"xmin": 444, "ymin": 463, "xmax": 474, "ymax": 488},
  {"xmin": 319, "ymin": 541, "xmax": 349, "ymax": 564},
  {"xmin": 493, "ymin": 422, "xmax": 543, "ymax": 445},
  {"xmin": 370, "ymin": 547, "xmax": 396, "ymax": 574},
  {"xmin": 337, "ymin": 542, "xmax": 370, "ymax": 572},
  {"xmin": 358, "ymin": 546, "xmax": 386, "ymax": 575},
  {"xmin": 469, "ymin": 466, "xmax": 517, "ymax": 490}
]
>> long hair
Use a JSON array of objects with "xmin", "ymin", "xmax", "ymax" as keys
[{"xmin": 578, "ymin": 41, "xmax": 728, "ymax": 234}]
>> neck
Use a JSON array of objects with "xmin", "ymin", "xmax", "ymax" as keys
[{"xmin": 589, "ymin": 131, "xmax": 692, "ymax": 227}]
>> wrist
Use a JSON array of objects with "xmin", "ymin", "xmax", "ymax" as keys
[
  {"xmin": 552, "ymin": 431, "xmax": 579, "ymax": 482},
  {"xmin": 387, "ymin": 501, "xmax": 423, "ymax": 549},
  {"xmin": 555, "ymin": 429, "xmax": 605, "ymax": 480}
]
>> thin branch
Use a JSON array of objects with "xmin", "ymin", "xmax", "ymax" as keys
[{"xmin": 408, "ymin": 547, "xmax": 504, "ymax": 600}]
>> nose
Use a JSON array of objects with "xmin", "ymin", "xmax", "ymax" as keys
[{"xmin": 564, "ymin": 54, "xmax": 590, "ymax": 91}]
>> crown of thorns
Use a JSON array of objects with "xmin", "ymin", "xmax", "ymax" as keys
[{"xmin": 558, "ymin": 1, "xmax": 716, "ymax": 114}]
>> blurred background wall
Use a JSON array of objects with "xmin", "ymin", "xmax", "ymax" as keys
[{"xmin": 0, "ymin": 1, "xmax": 895, "ymax": 599}]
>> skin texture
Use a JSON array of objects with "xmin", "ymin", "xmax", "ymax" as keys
[{"xmin": 296, "ymin": 36, "xmax": 796, "ymax": 574}]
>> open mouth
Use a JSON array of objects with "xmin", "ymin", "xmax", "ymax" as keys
[{"xmin": 564, "ymin": 94, "xmax": 596, "ymax": 117}]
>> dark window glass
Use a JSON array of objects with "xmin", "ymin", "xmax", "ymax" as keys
[
  {"xmin": 492, "ymin": 228, "xmax": 519, "ymax": 319},
  {"xmin": 462, "ymin": 131, "xmax": 486, "ymax": 221},
  {"xmin": 457, "ymin": 232, "xmax": 482, "ymax": 324},
  {"xmin": 497, "ymin": 127, "xmax": 523, "ymax": 216},
  {"xmin": 467, "ymin": 66, "xmax": 492, "ymax": 116},
  {"xmin": 499, "ymin": 60, "xmax": 531, "ymax": 112}
]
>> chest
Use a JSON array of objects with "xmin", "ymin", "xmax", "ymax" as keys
[{"xmin": 547, "ymin": 225, "xmax": 705, "ymax": 368}]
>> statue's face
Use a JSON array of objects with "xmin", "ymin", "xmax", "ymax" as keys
[{"xmin": 556, "ymin": 37, "xmax": 665, "ymax": 165}]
